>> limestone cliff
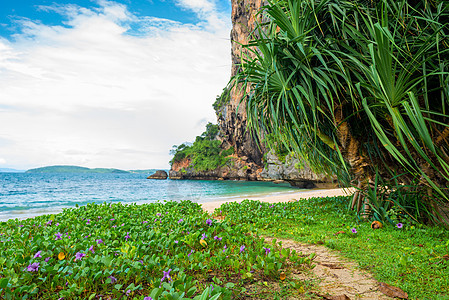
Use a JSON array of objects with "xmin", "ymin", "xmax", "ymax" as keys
[{"xmin": 169, "ymin": 0, "xmax": 335, "ymax": 187}]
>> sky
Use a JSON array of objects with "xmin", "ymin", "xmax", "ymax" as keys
[{"xmin": 0, "ymin": 0, "xmax": 232, "ymax": 170}]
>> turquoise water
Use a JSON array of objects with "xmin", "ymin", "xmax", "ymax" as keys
[{"xmin": 0, "ymin": 172, "xmax": 298, "ymax": 221}]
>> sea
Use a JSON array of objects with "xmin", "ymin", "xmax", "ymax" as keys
[{"xmin": 0, "ymin": 172, "xmax": 299, "ymax": 221}]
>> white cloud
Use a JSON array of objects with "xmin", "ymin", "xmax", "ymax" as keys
[
  {"xmin": 174, "ymin": 0, "xmax": 228, "ymax": 31},
  {"xmin": 0, "ymin": 0, "xmax": 231, "ymax": 170}
]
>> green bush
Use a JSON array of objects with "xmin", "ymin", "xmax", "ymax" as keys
[
  {"xmin": 212, "ymin": 87, "xmax": 230, "ymax": 113},
  {"xmin": 169, "ymin": 123, "xmax": 234, "ymax": 172}
]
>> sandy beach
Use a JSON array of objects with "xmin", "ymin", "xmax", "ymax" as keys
[{"xmin": 201, "ymin": 187, "xmax": 355, "ymax": 213}]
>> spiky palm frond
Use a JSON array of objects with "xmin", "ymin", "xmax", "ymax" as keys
[{"xmin": 234, "ymin": 0, "xmax": 449, "ymax": 200}]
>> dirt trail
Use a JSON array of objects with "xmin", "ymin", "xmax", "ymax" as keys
[{"xmin": 264, "ymin": 237, "xmax": 392, "ymax": 300}]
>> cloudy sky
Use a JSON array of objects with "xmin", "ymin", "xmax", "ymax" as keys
[{"xmin": 0, "ymin": 0, "xmax": 232, "ymax": 170}]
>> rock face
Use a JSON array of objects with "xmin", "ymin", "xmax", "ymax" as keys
[
  {"xmin": 147, "ymin": 170, "xmax": 168, "ymax": 180},
  {"xmin": 168, "ymin": 0, "xmax": 335, "ymax": 188},
  {"xmin": 260, "ymin": 151, "xmax": 336, "ymax": 188},
  {"xmin": 217, "ymin": 0, "xmax": 266, "ymax": 167}
]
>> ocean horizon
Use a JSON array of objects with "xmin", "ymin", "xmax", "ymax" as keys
[{"xmin": 0, "ymin": 172, "xmax": 299, "ymax": 221}]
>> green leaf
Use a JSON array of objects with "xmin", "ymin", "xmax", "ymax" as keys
[{"xmin": 0, "ymin": 278, "xmax": 9, "ymax": 289}]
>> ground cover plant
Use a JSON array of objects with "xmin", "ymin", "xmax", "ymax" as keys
[
  {"xmin": 0, "ymin": 201, "xmax": 312, "ymax": 299},
  {"xmin": 216, "ymin": 196, "xmax": 449, "ymax": 299}
]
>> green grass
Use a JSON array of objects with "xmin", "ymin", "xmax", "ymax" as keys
[
  {"xmin": 0, "ymin": 201, "xmax": 313, "ymax": 299},
  {"xmin": 216, "ymin": 196, "xmax": 449, "ymax": 300},
  {"xmin": 3, "ymin": 196, "xmax": 447, "ymax": 299}
]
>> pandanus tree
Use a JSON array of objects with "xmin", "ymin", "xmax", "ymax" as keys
[{"xmin": 234, "ymin": 0, "xmax": 449, "ymax": 222}]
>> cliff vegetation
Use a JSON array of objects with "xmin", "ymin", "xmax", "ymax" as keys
[{"xmin": 170, "ymin": 123, "xmax": 234, "ymax": 172}]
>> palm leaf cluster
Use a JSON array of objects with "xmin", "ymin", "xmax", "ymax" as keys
[{"xmin": 234, "ymin": 0, "xmax": 449, "ymax": 219}]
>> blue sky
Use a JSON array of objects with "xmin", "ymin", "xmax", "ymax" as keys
[{"xmin": 0, "ymin": 0, "xmax": 232, "ymax": 170}]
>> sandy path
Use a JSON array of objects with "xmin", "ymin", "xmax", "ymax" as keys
[
  {"xmin": 265, "ymin": 237, "xmax": 392, "ymax": 299},
  {"xmin": 201, "ymin": 187, "xmax": 354, "ymax": 213},
  {"xmin": 203, "ymin": 188, "xmax": 393, "ymax": 299}
]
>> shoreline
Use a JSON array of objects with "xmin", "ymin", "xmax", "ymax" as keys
[
  {"xmin": 201, "ymin": 187, "xmax": 354, "ymax": 213},
  {"xmin": 1, "ymin": 187, "xmax": 354, "ymax": 222}
]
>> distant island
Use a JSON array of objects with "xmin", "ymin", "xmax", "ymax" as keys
[
  {"xmin": 0, "ymin": 168, "xmax": 25, "ymax": 173},
  {"xmin": 26, "ymin": 165, "xmax": 159, "ymax": 174}
]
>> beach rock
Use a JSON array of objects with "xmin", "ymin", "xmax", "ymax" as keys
[
  {"xmin": 147, "ymin": 170, "xmax": 168, "ymax": 180},
  {"xmin": 260, "ymin": 151, "xmax": 336, "ymax": 188}
]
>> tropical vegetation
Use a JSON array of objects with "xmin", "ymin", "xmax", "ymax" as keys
[
  {"xmin": 170, "ymin": 123, "xmax": 234, "ymax": 172},
  {"xmin": 0, "ymin": 201, "xmax": 314, "ymax": 299},
  {"xmin": 216, "ymin": 196, "xmax": 449, "ymax": 299},
  {"xmin": 233, "ymin": 0, "xmax": 449, "ymax": 223}
]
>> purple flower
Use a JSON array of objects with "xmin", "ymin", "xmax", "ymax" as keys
[
  {"xmin": 351, "ymin": 228, "xmax": 357, "ymax": 234},
  {"xmin": 126, "ymin": 290, "xmax": 131, "ymax": 296},
  {"xmin": 89, "ymin": 245, "xmax": 95, "ymax": 254},
  {"xmin": 75, "ymin": 252, "xmax": 86, "ymax": 261},
  {"xmin": 27, "ymin": 262, "xmax": 39, "ymax": 272},
  {"xmin": 110, "ymin": 218, "xmax": 115, "ymax": 221},
  {"xmin": 46, "ymin": 220, "xmax": 52, "ymax": 226},
  {"xmin": 143, "ymin": 220, "xmax": 148, "ymax": 224},
  {"xmin": 202, "ymin": 233, "xmax": 207, "ymax": 239},
  {"xmin": 188, "ymin": 250, "xmax": 194, "ymax": 257},
  {"xmin": 206, "ymin": 219, "xmax": 213, "ymax": 226},
  {"xmin": 112, "ymin": 225, "xmax": 117, "ymax": 228},
  {"xmin": 125, "ymin": 232, "xmax": 130, "ymax": 241},
  {"xmin": 240, "ymin": 245, "xmax": 245, "ymax": 253},
  {"xmin": 214, "ymin": 236, "xmax": 222, "ymax": 241},
  {"xmin": 121, "ymin": 223, "xmax": 124, "ymax": 226},
  {"xmin": 19, "ymin": 224, "xmax": 24, "ymax": 227},
  {"xmin": 45, "ymin": 257, "xmax": 50, "ymax": 263},
  {"xmin": 55, "ymin": 232, "xmax": 62, "ymax": 240},
  {"xmin": 397, "ymin": 223, "xmax": 403, "ymax": 229},
  {"xmin": 108, "ymin": 275, "xmax": 117, "ymax": 283},
  {"xmin": 174, "ymin": 240, "xmax": 179, "ymax": 244},
  {"xmin": 156, "ymin": 213, "xmax": 161, "ymax": 217},
  {"xmin": 138, "ymin": 260, "xmax": 144, "ymax": 264},
  {"xmin": 178, "ymin": 219, "xmax": 183, "ymax": 223},
  {"xmin": 56, "ymin": 223, "xmax": 59, "ymax": 226},
  {"xmin": 96, "ymin": 239, "xmax": 103, "ymax": 244},
  {"xmin": 34, "ymin": 251, "xmax": 42, "ymax": 258},
  {"xmin": 223, "ymin": 245, "xmax": 227, "ymax": 253},
  {"xmin": 263, "ymin": 247, "xmax": 271, "ymax": 255},
  {"xmin": 86, "ymin": 219, "xmax": 91, "ymax": 225},
  {"xmin": 161, "ymin": 269, "xmax": 172, "ymax": 282},
  {"xmin": 144, "ymin": 297, "xmax": 153, "ymax": 300}
]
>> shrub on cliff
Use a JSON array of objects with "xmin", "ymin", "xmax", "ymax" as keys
[{"xmin": 170, "ymin": 123, "xmax": 234, "ymax": 171}]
